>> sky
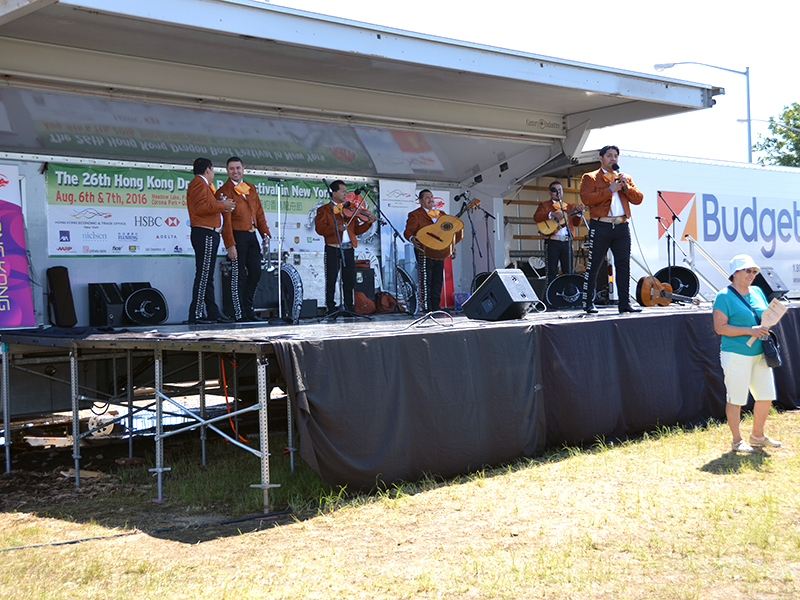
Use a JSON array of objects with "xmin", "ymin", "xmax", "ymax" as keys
[{"xmin": 272, "ymin": 0, "xmax": 798, "ymax": 166}]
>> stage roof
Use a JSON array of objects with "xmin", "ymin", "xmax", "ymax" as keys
[{"xmin": 0, "ymin": 0, "xmax": 718, "ymax": 195}]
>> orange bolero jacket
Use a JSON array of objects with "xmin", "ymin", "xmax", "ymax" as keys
[
  {"xmin": 579, "ymin": 168, "xmax": 643, "ymax": 220},
  {"xmin": 216, "ymin": 178, "xmax": 271, "ymax": 248}
]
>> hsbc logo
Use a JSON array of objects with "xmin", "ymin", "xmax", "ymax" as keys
[
  {"xmin": 165, "ymin": 216, "xmax": 180, "ymax": 227},
  {"xmin": 134, "ymin": 216, "xmax": 164, "ymax": 227}
]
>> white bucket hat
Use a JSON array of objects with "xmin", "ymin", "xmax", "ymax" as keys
[{"xmin": 728, "ymin": 254, "xmax": 759, "ymax": 277}]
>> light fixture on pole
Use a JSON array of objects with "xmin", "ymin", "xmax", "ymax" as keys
[
  {"xmin": 655, "ymin": 62, "xmax": 752, "ymax": 163},
  {"xmin": 738, "ymin": 118, "xmax": 800, "ymax": 134}
]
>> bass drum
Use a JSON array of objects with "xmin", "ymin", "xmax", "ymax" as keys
[
  {"xmin": 654, "ymin": 266, "xmax": 699, "ymax": 300},
  {"xmin": 252, "ymin": 264, "xmax": 304, "ymax": 323},
  {"xmin": 471, "ymin": 271, "xmax": 491, "ymax": 293},
  {"xmin": 545, "ymin": 274, "xmax": 588, "ymax": 309}
]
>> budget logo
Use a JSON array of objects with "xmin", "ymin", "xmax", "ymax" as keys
[{"xmin": 656, "ymin": 192, "xmax": 697, "ymax": 242}]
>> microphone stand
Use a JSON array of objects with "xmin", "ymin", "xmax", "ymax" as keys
[
  {"xmin": 657, "ymin": 191, "xmax": 686, "ymax": 290},
  {"xmin": 463, "ymin": 197, "xmax": 482, "ymax": 283},
  {"xmin": 267, "ymin": 177, "xmax": 288, "ymax": 324},
  {"xmin": 474, "ymin": 201, "xmax": 495, "ymax": 272},
  {"xmin": 370, "ymin": 198, "xmax": 416, "ymax": 315}
]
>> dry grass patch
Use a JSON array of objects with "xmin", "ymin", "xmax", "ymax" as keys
[{"xmin": 1, "ymin": 409, "xmax": 799, "ymax": 599}]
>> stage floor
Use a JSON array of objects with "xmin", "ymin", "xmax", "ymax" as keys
[{"xmin": 3, "ymin": 300, "xmax": 798, "ymax": 490}]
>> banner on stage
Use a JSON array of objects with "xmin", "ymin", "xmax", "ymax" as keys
[
  {"xmin": 0, "ymin": 163, "xmax": 36, "ymax": 327},
  {"xmin": 46, "ymin": 164, "xmax": 381, "ymax": 257}
]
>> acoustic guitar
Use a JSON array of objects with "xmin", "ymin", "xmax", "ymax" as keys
[
  {"xmin": 636, "ymin": 276, "xmax": 700, "ymax": 307},
  {"xmin": 417, "ymin": 199, "xmax": 479, "ymax": 259},
  {"xmin": 537, "ymin": 201, "xmax": 585, "ymax": 236}
]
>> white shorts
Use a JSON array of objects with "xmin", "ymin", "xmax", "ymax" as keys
[{"xmin": 720, "ymin": 351, "xmax": 776, "ymax": 406}]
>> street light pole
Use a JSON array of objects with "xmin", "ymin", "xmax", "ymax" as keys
[{"xmin": 654, "ymin": 62, "xmax": 752, "ymax": 163}]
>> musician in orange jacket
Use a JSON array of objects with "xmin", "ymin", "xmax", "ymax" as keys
[
  {"xmin": 187, "ymin": 157, "xmax": 235, "ymax": 324},
  {"xmin": 579, "ymin": 145, "xmax": 644, "ymax": 314},
  {"xmin": 217, "ymin": 157, "xmax": 271, "ymax": 322},
  {"xmin": 404, "ymin": 189, "xmax": 460, "ymax": 313},
  {"xmin": 315, "ymin": 180, "xmax": 376, "ymax": 315},
  {"xmin": 533, "ymin": 181, "xmax": 584, "ymax": 285}
]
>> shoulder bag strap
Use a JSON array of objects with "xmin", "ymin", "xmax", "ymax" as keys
[{"xmin": 727, "ymin": 285, "xmax": 761, "ymax": 325}]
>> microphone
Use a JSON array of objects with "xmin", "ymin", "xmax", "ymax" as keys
[
  {"xmin": 354, "ymin": 186, "xmax": 365, "ymax": 196},
  {"xmin": 323, "ymin": 178, "xmax": 332, "ymax": 198},
  {"xmin": 454, "ymin": 192, "xmax": 467, "ymax": 202}
]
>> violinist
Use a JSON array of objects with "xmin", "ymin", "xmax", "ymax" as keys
[
  {"xmin": 315, "ymin": 180, "xmax": 377, "ymax": 315},
  {"xmin": 404, "ymin": 189, "xmax": 458, "ymax": 313}
]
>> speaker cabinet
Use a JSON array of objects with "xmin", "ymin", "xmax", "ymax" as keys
[
  {"xmin": 88, "ymin": 283, "xmax": 125, "ymax": 327},
  {"xmin": 463, "ymin": 269, "xmax": 537, "ymax": 321},
  {"xmin": 46, "ymin": 266, "xmax": 77, "ymax": 328},
  {"xmin": 754, "ymin": 267, "xmax": 788, "ymax": 301},
  {"xmin": 355, "ymin": 268, "xmax": 375, "ymax": 296}
]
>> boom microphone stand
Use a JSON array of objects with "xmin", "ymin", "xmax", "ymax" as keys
[
  {"xmin": 656, "ymin": 191, "xmax": 687, "ymax": 288},
  {"xmin": 462, "ymin": 194, "xmax": 482, "ymax": 282},
  {"xmin": 474, "ymin": 200, "xmax": 495, "ymax": 272}
]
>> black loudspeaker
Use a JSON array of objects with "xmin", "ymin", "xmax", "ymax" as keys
[
  {"xmin": 463, "ymin": 269, "xmax": 537, "ymax": 321},
  {"xmin": 121, "ymin": 282, "xmax": 151, "ymax": 298},
  {"xmin": 46, "ymin": 266, "xmax": 77, "ymax": 328},
  {"xmin": 88, "ymin": 283, "xmax": 125, "ymax": 327},
  {"xmin": 754, "ymin": 267, "xmax": 789, "ymax": 301},
  {"xmin": 528, "ymin": 277, "xmax": 548, "ymax": 302},
  {"xmin": 355, "ymin": 268, "xmax": 375, "ymax": 296},
  {"xmin": 300, "ymin": 299, "xmax": 318, "ymax": 319}
]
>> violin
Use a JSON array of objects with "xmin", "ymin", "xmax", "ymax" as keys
[{"xmin": 333, "ymin": 197, "xmax": 383, "ymax": 226}]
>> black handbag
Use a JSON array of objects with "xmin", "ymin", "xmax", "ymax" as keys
[{"xmin": 728, "ymin": 286, "xmax": 782, "ymax": 369}]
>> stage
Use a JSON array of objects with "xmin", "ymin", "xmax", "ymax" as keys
[{"xmin": 2, "ymin": 302, "xmax": 799, "ymax": 494}]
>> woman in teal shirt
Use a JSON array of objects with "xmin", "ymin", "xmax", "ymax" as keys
[{"xmin": 713, "ymin": 255, "xmax": 781, "ymax": 453}]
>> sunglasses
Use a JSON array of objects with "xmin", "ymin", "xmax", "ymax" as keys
[{"xmin": 742, "ymin": 268, "xmax": 759, "ymax": 275}]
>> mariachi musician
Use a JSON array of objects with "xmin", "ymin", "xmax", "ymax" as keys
[
  {"xmin": 533, "ymin": 180, "xmax": 584, "ymax": 285},
  {"xmin": 315, "ymin": 180, "xmax": 377, "ymax": 315},
  {"xmin": 580, "ymin": 145, "xmax": 644, "ymax": 314},
  {"xmin": 404, "ymin": 189, "xmax": 462, "ymax": 313}
]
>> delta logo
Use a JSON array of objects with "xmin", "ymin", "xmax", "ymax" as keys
[
  {"xmin": 0, "ymin": 175, "xmax": 9, "ymax": 188},
  {"xmin": 657, "ymin": 191, "xmax": 697, "ymax": 242},
  {"xmin": 165, "ymin": 217, "xmax": 180, "ymax": 227}
]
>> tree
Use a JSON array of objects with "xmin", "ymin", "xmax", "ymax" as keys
[{"xmin": 754, "ymin": 103, "xmax": 800, "ymax": 167}]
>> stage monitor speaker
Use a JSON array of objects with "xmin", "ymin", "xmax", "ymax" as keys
[
  {"xmin": 754, "ymin": 267, "xmax": 789, "ymax": 301},
  {"xmin": 124, "ymin": 288, "xmax": 168, "ymax": 325},
  {"xmin": 121, "ymin": 282, "xmax": 151, "ymax": 298},
  {"xmin": 463, "ymin": 269, "xmax": 536, "ymax": 321},
  {"xmin": 46, "ymin": 266, "xmax": 77, "ymax": 328},
  {"xmin": 355, "ymin": 268, "xmax": 375, "ymax": 296},
  {"xmin": 88, "ymin": 283, "xmax": 125, "ymax": 327},
  {"xmin": 300, "ymin": 299, "xmax": 318, "ymax": 319}
]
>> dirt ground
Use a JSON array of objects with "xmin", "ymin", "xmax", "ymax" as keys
[{"xmin": 0, "ymin": 439, "xmax": 293, "ymax": 543}]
